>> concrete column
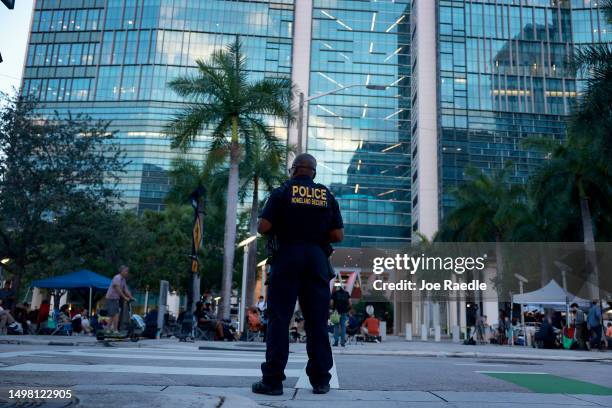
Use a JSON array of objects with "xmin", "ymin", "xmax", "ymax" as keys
[
  {"xmin": 405, "ymin": 323, "xmax": 413, "ymax": 341},
  {"xmin": 432, "ymin": 301, "xmax": 440, "ymax": 340},
  {"xmin": 410, "ymin": 0, "xmax": 439, "ymax": 239},
  {"xmin": 452, "ymin": 325, "xmax": 461, "ymax": 343},
  {"xmin": 482, "ymin": 266, "xmax": 499, "ymax": 326},
  {"xmin": 288, "ymin": 0, "xmax": 313, "ymax": 157},
  {"xmin": 460, "ymin": 299, "xmax": 467, "ymax": 338},
  {"xmin": 421, "ymin": 324, "xmax": 428, "ymax": 341}
]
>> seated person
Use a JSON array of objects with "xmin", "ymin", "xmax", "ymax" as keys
[
  {"xmin": 142, "ymin": 308, "xmax": 159, "ymax": 339},
  {"xmin": 80, "ymin": 309, "xmax": 93, "ymax": 335},
  {"xmin": 361, "ymin": 314, "xmax": 381, "ymax": 341},
  {"xmin": 605, "ymin": 322, "xmax": 612, "ymax": 349},
  {"xmin": 247, "ymin": 307, "xmax": 262, "ymax": 332},
  {"xmin": 56, "ymin": 305, "xmax": 73, "ymax": 334},
  {"xmin": 346, "ymin": 308, "xmax": 361, "ymax": 337},
  {"xmin": 58, "ymin": 305, "xmax": 71, "ymax": 323},
  {"xmin": 195, "ymin": 301, "xmax": 224, "ymax": 340},
  {"xmin": 0, "ymin": 299, "xmax": 22, "ymax": 334},
  {"xmin": 37, "ymin": 300, "xmax": 51, "ymax": 330},
  {"xmin": 13, "ymin": 302, "xmax": 30, "ymax": 334}
]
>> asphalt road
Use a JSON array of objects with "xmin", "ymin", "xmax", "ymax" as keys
[{"xmin": 0, "ymin": 343, "xmax": 610, "ymax": 394}]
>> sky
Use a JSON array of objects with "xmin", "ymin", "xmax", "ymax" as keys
[{"xmin": 0, "ymin": 0, "xmax": 34, "ymax": 95}]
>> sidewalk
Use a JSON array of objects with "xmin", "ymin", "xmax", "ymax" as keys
[
  {"xmin": 325, "ymin": 336, "xmax": 612, "ymax": 362},
  {"xmin": 58, "ymin": 385, "xmax": 612, "ymax": 408},
  {"xmin": 2, "ymin": 334, "xmax": 611, "ymax": 362},
  {"xmin": 0, "ymin": 334, "xmax": 102, "ymax": 347},
  {"xmin": 149, "ymin": 336, "xmax": 612, "ymax": 362}
]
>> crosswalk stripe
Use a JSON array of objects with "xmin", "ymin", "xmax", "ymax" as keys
[
  {"xmin": 0, "ymin": 363, "xmax": 303, "ymax": 378},
  {"xmin": 36, "ymin": 350, "xmax": 307, "ymax": 364},
  {"xmin": 294, "ymin": 358, "xmax": 339, "ymax": 390}
]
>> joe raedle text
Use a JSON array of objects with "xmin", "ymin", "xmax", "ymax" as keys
[
  {"xmin": 370, "ymin": 253, "xmax": 488, "ymax": 292},
  {"xmin": 372, "ymin": 279, "xmax": 487, "ymax": 292}
]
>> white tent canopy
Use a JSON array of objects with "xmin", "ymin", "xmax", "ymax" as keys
[{"xmin": 512, "ymin": 279, "xmax": 589, "ymax": 306}]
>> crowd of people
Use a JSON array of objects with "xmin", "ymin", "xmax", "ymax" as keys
[
  {"xmin": 468, "ymin": 300, "xmax": 611, "ymax": 351},
  {"xmin": 328, "ymin": 284, "xmax": 382, "ymax": 346}
]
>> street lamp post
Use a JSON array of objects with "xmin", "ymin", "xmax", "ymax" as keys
[
  {"xmin": 238, "ymin": 235, "xmax": 257, "ymax": 334},
  {"xmin": 514, "ymin": 273, "xmax": 528, "ymax": 347},
  {"xmin": 295, "ymin": 84, "xmax": 388, "ymax": 154},
  {"xmin": 188, "ymin": 185, "xmax": 206, "ymax": 313}
]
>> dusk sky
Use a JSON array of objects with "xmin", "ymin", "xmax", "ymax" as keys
[{"xmin": 0, "ymin": 0, "xmax": 34, "ymax": 95}]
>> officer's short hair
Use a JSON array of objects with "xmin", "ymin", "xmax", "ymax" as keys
[{"xmin": 292, "ymin": 153, "xmax": 317, "ymax": 170}]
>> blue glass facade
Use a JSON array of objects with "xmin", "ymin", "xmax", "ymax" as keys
[
  {"xmin": 22, "ymin": 0, "xmax": 294, "ymax": 211},
  {"xmin": 308, "ymin": 0, "xmax": 412, "ymax": 247},
  {"xmin": 436, "ymin": 0, "xmax": 611, "ymax": 219},
  {"xmin": 20, "ymin": 0, "xmax": 607, "ymax": 245}
]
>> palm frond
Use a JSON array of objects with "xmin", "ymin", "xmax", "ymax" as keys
[{"xmin": 166, "ymin": 104, "xmax": 222, "ymax": 150}]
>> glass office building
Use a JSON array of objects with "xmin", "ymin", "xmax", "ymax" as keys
[
  {"xmin": 411, "ymin": 0, "xmax": 611, "ymax": 235},
  {"xmin": 21, "ymin": 0, "xmax": 294, "ymax": 211},
  {"xmin": 20, "ymin": 0, "xmax": 608, "ymax": 246},
  {"xmin": 306, "ymin": 0, "xmax": 412, "ymax": 247}
]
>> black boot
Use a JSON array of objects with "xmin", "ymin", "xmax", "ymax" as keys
[
  {"xmin": 252, "ymin": 380, "xmax": 283, "ymax": 396},
  {"xmin": 312, "ymin": 384, "xmax": 330, "ymax": 394}
]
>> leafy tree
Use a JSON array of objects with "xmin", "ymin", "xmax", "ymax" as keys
[
  {"xmin": 120, "ymin": 206, "xmax": 195, "ymax": 292},
  {"xmin": 439, "ymin": 162, "xmax": 530, "ymax": 289},
  {"xmin": 33, "ymin": 207, "xmax": 128, "ymax": 278},
  {"xmin": 166, "ymin": 37, "xmax": 294, "ymax": 318},
  {"xmin": 0, "ymin": 94, "xmax": 126, "ymax": 297},
  {"xmin": 522, "ymin": 136, "xmax": 611, "ymax": 298},
  {"xmin": 165, "ymin": 158, "xmax": 229, "ymax": 292}
]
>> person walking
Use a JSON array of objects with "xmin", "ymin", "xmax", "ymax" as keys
[
  {"xmin": 587, "ymin": 300, "xmax": 602, "ymax": 349},
  {"xmin": 104, "ymin": 265, "xmax": 133, "ymax": 333},
  {"xmin": 252, "ymin": 153, "xmax": 344, "ymax": 396},
  {"xmin": 331, "ymin": 284, "xmax": 350, "ymax": 347},
  {"xmin": 571, "ymin": 303, "xmax": 588, "ymax": 350}
]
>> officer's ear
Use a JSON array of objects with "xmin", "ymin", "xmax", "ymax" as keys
[{"xmin": 312, "ymin": 169, "xmax": 316, "ymax": 180}]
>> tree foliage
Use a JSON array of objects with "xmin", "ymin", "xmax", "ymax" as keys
[
  {"xmin": 166, "ymin": 37, "xmax": 294, "ymax": 318},
  {"xmin": 0, "ymin": 93, "xmax": 126, "ymax": 296}
]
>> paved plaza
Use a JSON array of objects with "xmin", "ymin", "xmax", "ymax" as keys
[{"xmin": 0, "ymin": 337, "xmax": 610, "ymax": 407}]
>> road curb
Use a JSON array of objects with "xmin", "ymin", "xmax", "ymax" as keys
[
  {"xmin": 0, "ymin": 338, "xmax": 101, "ymax": 347},
  {"xmin": 331, "ymin": 349, "xmax": 612, "ymax": 362}
]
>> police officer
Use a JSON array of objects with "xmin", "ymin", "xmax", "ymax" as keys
[{"xmin": 252, "ymin": 153, "xmax": 344, "ymax": 396}]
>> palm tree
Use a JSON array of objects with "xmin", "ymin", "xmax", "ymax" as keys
[
  {"xmin": 238, "ymin": 130, "xmax": 288, "ymax": 320},
  {"xmin": 523, "ymin": 136, "xmax": 610, "ymax": 298},
  {"xmin": 440, "ymin": 162, "xmax": 530, "ymax": 288},
  {"xmin": 167, "ymin": 38, "xmax": 294, "ymax": 318},
  {"xmin": 570, "ymin": 0, "xmax": 612, "ymax": 157}
]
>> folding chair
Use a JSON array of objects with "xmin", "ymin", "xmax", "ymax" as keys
[
  {"xmin": 50, "ymin": 311, "xmax": 72, "ymax": 336},
  {"xmin": 246, "ymin": 329, "xmax": 263, "ymax": 342}
]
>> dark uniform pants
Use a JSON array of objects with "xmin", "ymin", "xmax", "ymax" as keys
[{"xmin": 261, "ymin": 243, "xmax": 333, "ymax": 387}]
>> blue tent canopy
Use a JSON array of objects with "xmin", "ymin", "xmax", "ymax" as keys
[{"xmin": 31, "ymin": 269, "xmax": 111, "ymax": 290}]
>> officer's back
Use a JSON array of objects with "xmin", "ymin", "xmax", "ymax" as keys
[
  {"xmin": 264, "ymin": 175, "xmax": 340, "ymax": 247},
  {"xmin": 253, "ymin": 153, "xmax": 343, "ymax": 396}
]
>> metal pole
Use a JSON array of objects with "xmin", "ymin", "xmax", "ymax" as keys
[
  {"xmin": 88, "ymin": 287, "xmax": 92, "ymax": 314},
  {"xmin": 296, "ymin": 92, "xmax": 305, "ymax": 154},
  {"xmin": 519, "ymin": 281, "xmax": 525, "ymax": 347},
  {"xmin": 144, "ymin": 288, "xmax": 149, "ymax": 314},
  {"xmin": 239, "ymin": 246, "xmax": 249, "ymax": 333}
]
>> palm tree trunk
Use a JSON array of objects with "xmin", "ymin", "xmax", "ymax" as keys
[
  {"xmin": 220, "ymin": 117, "xmax": 240, "ymax": 319},
  {"xmin": 245, "ymin": 175, "xmax": 259, "ymax": 320},
  {"xmin": 578, "ymin": 183, "xmax": 600, "ymax": 299}
]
